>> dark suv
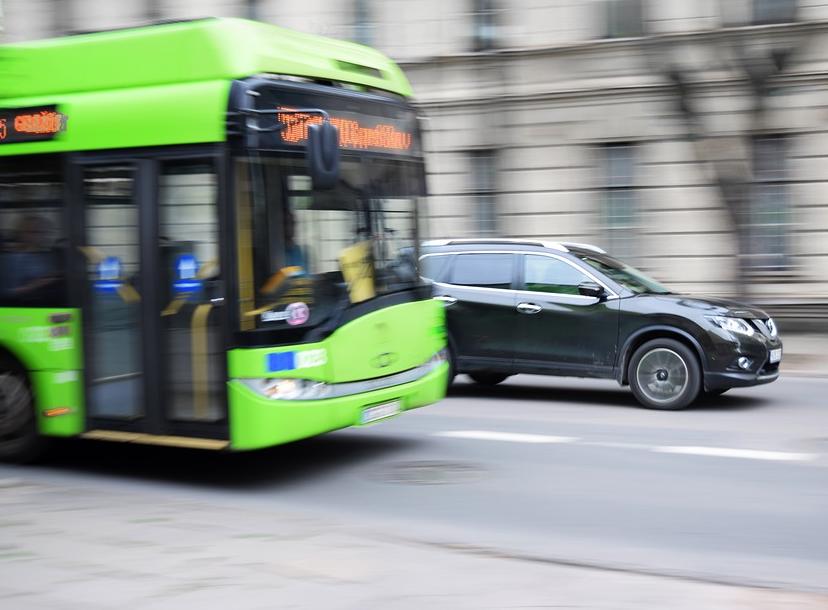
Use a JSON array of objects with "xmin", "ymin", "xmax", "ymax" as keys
[{"xmin": 420, "ymin": 239, "xmax": 782, "ymax": 410}]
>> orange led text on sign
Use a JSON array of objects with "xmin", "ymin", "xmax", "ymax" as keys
[
  {"xmin": 13, "ymin": 111, "xmax": 67, "ymax": 136},
  {"xmin": 277, "ymin": 108, "xmax": 411, "ymax": 152}
]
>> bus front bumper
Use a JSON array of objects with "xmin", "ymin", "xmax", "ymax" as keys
[{"xmin": 228, "ymin": 362, "xmax": 448, "ymax": 451}]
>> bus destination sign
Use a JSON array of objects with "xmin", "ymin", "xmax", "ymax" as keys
[
  {"xmin": 278, "ymin": 107, "xmax": 412, "ymax": 153},
  {"xmin": 0, "ymin": 106, "xmax": 68, "ymax": 144},
  {"xmin": 253, "ymin": 87, "xmax": 420, "ymax": 157}
]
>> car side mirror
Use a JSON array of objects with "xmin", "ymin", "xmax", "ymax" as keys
[
  {"xmin": 578, "ymin": 281, "xmax": 605, "ymax": 299},
  {"xmin": 306, "ymin": 121, "xmax": 340, "ymax": 190}
]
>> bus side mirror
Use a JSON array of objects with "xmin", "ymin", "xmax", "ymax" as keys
[{"xmin": 307, "ymin": 122, "xmax": 340, "ymax": 190}]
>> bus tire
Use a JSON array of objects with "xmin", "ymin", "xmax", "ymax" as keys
[{"xmin": 0, "ymin": 369, "xmax": 46, "ymax": 463}]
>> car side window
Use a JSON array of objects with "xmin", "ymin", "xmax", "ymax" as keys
[
  {"xmin": 449, "ymin": 253, "xmax": 512, "ymax": 289},
  {"xmin": 524, "ymin": 255, "xmax": 590, "ymax": 295},
  {"xmin": 419, "ymin": 254, "xmax": 452, "ymax": 282}
]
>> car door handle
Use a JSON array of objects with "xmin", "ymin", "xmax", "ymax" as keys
[
  {"xmin": 516, "ymin": 302, "xmax": 542, "ymax": 315},
  {"xmin": 434, "ymin": 295, "xmax": 457, "ymax": 306}
]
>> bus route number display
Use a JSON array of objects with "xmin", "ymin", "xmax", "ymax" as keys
[{"xmin": 0, "ymin": 106, "xmax": 68, "ymax": 144}]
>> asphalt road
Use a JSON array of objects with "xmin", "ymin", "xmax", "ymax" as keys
[{"xmin": 2, "ymin": 374, "xmax": 828, "ymax": 603}]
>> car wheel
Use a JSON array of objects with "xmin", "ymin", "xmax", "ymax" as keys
[
  {"xmin": 468, "ymin": 373, "xmax": 509, "ymax": 386},
  {"xmin": 628, "ymin": 339, "xmax": 701, "ymax": 411},
  {"xmin": 0, "ymin": 369, "xmax": 45, "ymax": 463}
]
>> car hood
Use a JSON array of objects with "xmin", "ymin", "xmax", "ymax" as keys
[{"xmin": 642, "ymin": 294, "xmax": 769, "ymax": 319}]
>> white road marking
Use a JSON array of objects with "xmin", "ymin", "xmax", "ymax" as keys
[
  {"xmin": 652, "ymin": 446, "xmax": 817, "ymax": 462},
  {"xmin": 434, "ymin": 431, "xmax": 820, "ymax": 462},
  {"xmin": 435, "ymin": 430, "xmax": 579, "ymax": 444}
]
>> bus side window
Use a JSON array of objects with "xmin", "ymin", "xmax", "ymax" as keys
[{"xmin": 0, "ymin": 155, "xmax": 68, "ymax": 307}]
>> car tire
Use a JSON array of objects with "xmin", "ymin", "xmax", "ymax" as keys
[
  {"xmin": 468, "ymin": 373, "xmax": 509, "ymax": 386},
  {"xmin": 0, "ymin": 368, "xmax": 46, "ymax": 463},
  {"xmin": 628, "ymin": 339, "xmax": 701, "ymax": 411}
]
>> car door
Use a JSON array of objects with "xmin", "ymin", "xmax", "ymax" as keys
[
  {"xmin": 513, "ymin": 253, "xmax": 620, "ymax": 377},
  {"xmin": 432, "ymin": 252, "xmax": 517, "ymax": 373}
]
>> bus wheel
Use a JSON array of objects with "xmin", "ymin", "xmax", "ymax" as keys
[{"xmin": 0, "ymin": 370, "xmax": 45, "ymax": 463}]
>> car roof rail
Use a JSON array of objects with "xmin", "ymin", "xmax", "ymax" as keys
[
  {"xmin": 421, "ymin": 238, "xmax": 569, "ymax": 252},
  {"xmin": 560, "ymin": 242, "xmax": 606, "ymax": 254}
]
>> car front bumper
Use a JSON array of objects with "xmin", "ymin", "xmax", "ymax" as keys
[{"xmin": 704, "ymin": 335, "xmax": 782, "ymax": 391}]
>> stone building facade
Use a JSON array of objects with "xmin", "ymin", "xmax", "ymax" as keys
[{"xmin": 3, "ymin": 0, "xmax": 828, "ymax": 310}]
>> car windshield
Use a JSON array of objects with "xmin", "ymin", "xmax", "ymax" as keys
[{"xmin": 577, "ymin": 252, "xmax": 672, "ymax": 295}]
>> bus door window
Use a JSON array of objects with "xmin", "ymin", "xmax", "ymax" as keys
[
  {"xmin": 82, "ymin": 165, "xmax": 143, "ymax": 419},
  {"xmin": 158, "ymin": 161, "xmax": 222, "ymax": 422}
]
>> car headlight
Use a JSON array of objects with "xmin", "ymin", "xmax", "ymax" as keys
[
  {"xmin": 240, "ymin": 377, "xmax": 331, "ymax": 400},
  {"xmin": 707, "ymin": 315, "xmax": 755, "ymax": 337},
  {"xmin": 766, "ymin": 317, "xmax": 778, "ymax": 338}
]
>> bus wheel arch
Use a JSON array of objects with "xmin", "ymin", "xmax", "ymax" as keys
[{"xmin": 0, "ymin": 347, "xmax": 46, "ymax": 463}]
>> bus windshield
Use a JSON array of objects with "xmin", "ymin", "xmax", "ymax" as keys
[{"xmin": 237, "ymin": 154, "xmax": 423, "ymax": 332}]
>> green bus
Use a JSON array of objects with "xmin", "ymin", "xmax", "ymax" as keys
[{"xmin": 0, "ymin": 18, "xmax": 448, "ymax": 461}]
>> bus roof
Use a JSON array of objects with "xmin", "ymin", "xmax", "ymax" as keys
[{"xmin": 0, "ymin": 18, "xmax": 414, "ymax": 155}]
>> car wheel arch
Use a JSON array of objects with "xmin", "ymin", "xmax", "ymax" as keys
[{"xmin": 617, "ymin": 326, "xmax": 707, "ymax": 386}]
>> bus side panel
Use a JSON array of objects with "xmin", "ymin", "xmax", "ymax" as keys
[
  {"xmin": 31, "ymin": 370, "xmax": 85, "ymax": 436},
  {"xmin": 0, "ymin": 307, "xmax": 85, "ymax": 436}
]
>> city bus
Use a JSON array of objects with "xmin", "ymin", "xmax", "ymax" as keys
[{"xmin": 0, "ymin": 18, "xmax": 448, "ymax": 461}]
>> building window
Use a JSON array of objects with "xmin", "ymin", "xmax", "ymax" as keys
[
  {"xmin": 753, "ymin": 0, "xmax": 797, "ymax": 25},
  {"xmin": 353, "ymin": 0, "xmax": 374, "ymax": 46},
  {"xmin": 602, "ymin": 143, "xmax": 637, "ymax": 260},
  {"xmin": 472, "ymin": 0, "xmax": 497, "ymax": 51},
  {"xmin": 605, "ymin": 0, "xmax": 643, "ymax": 39},
  {"xmin": 470, "ymin": 150, "xmax": 497, "ymax": 236},
  {"xmin": 750, "ymin": 136, "xmax": 789, "ymax": 270},
  {"xmin": 146, "ymin": 0, "xmax": 162, "ymax": 22}
]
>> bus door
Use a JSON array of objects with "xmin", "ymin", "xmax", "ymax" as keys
[{"xmin": 75, "ymin": 158, "xmax": 227, "ymax": 439}]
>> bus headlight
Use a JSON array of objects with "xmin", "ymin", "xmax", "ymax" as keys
[
  {"xmin": 429, "ymin": 348, "xmax": 448, "ymax": 366},
  {"xmin": 240, "ymin": 378, "xmax": 331, "ymax": 400}
]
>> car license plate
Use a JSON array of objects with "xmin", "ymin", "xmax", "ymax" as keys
[
  {"xmin": 360, "ymin": 400, "xmax": 401, "ymax": 425},
  {"xmin": 769, "ymin": 348, "xmax": 782, "ymax": 364}
]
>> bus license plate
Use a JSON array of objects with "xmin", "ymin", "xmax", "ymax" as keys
[
  {"xmin": 360, "ymin": 400, "xmax": 401, "ymax": 425},
  {"xmin": 769, "ymin": 348, "xmax": 782, "ymax": 364}
]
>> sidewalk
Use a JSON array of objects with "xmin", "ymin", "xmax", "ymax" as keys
[
  {"xmin": 1, "ymin": 475, "xmax": 826, "ymax": 610},
  {"xmin": 779, "ymin": 333, "xmax": 828, "ymax": 377}
]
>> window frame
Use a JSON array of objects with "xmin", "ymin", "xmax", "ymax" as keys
[
  {"xmin": 517, "ymin": 252, "xmax": 619, "ymax": 300},
  {"xmin": 0, "ymin": 153, "xmax": 70, "ymax": 308},
  {"xmin": 469, "ymin": 149, "xmax": 498, "ymax": 236},
  {"xmin": 604, "ymin": 0, "xmax": 643, "ymax": 39},
  {"xmin": 601, "ymin": 142, "xmax": 638, "ymax": 263},
  {"xmin": 471, "ymin": 0, "xmax": 498, "ymax": 52},
  {"xmin": 752, "ymin": 0, "xmax": 798, "ymax": 26},
  {"xmin": 749, "ymin": 134, "xmax": 790, "ymax": 271},
  {"xmin": 446, "ymin": 251, "xmax": 516, "ymax": 290}
]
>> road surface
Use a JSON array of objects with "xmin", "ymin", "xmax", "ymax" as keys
[{"xmin": 2, "ymin": 375, "xmax": 827, "ymax": 608}]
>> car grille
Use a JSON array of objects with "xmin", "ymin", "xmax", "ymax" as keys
[{"xmin": 751, "ymin": 318, "xmax": 778, "ymax": 338}]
